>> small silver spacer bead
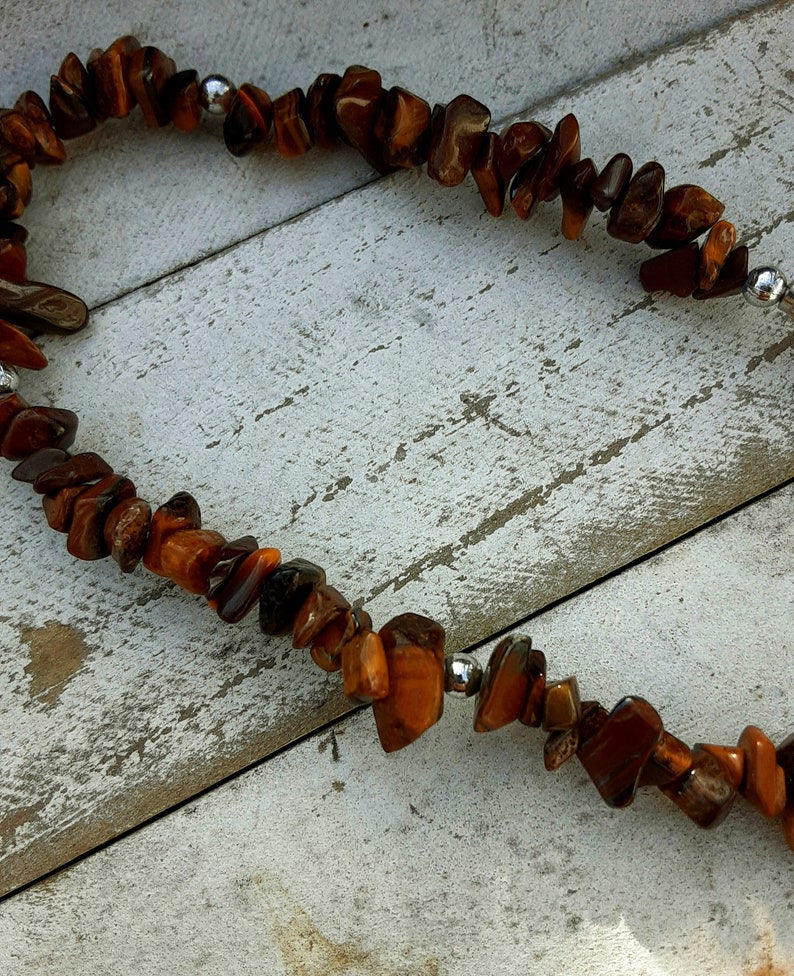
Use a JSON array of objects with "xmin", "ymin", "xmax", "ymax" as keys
[
  {"xmin": 0, "ymin": 361, "xmax": 20, "ymax": 394},
  {"xmin": 198, "ymin": 74, "xmax": 237, "ymax": 115},
  {"xmin": 742, "ymin": 266, "xmax": 788, "ymax": 308},
  {"xmin": 444, "ymin": 652, "xmax": 483, "ymax": 698}
]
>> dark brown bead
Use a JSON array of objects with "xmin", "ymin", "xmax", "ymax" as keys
[
  {"xmin": 738, "ymin": 725, "xmax": 786, "ymax": 818},
  {"xmin": 373, "ymin": 86, "xmax": 432, "ymax": 169},
  {"xmin": 577, "ymin": 696, "xmax": 663, "ymax": 808},
  {"xmin": 292, "ymin": 583, "xmax": 351, "ymax": 648},
  {"xmin": 590, "ymin": 153, "xmax": 632, "ymax": 211},
  {"xmin": 342, "ymin": 627, "xmax": 389, "ymax": 702},
  {"xmin": 33, "ymin": 451, "xmax": 113, "ymax": 494},
  {"xmin": 211, "ymin": 547, "xmax": 281, "ymax": 623},
  {"xmin": 103, "ymin": 496, "xmax": 151, "ymax": 573},
  {"xmin": 783, "ymin": 807, "xmax": 794, "ymax": 852},
  {"xmin": 1, "ymin": 406, "xmax": 78, "ymax": 460},
  {"xmin": 58, "ymin": 52, "xmax": 101, "ymax": 118},
  {"xmin": 42, "ymin": 484, "xmax": 84, "ymax": 532},
  {"xmin": 67, "ymin": 474, "xmax": 136, "ymax": 560},
  {"xmin": 497, "ymin": 120, "xmax": 550, "ymax": 184},
  {"xmin": 306, "ymin": 73, "xmax": 341, "ymax": 149},
  {"xmin": 518, "ymin": 649, "xmax": 547, "ymax": 727},
  {"xmin": 639, "ymin": 242, "xmax": 700, "ymax": 298},
  {"xmin": 777, "ymin": 732, "xmax": 794, "ymax": 800},
  {"xmin": 333, "ymin": 65, "xmax": 392, "ymax": 174},
  {"xmin": 647, "ymin": 184, "xmax": 725, "ymax": 248},
  {"xmin": 88, "ymin": 35, "xmax": 140, "ymax": 119},
  {"xmin": 0, "ymin": 228, "xmax": 27, "ymax": 280},
  {"xmin": 638, "ymin": 731, "xmax": 693, "ymax": 787},
  {"xmin": 0, "ymin": 110, "xmax": 37, "ymax": 164},
  {"xmin": 660, "ymin": 745, "xmax": 736, "ymax": 828},
  {"xmin": 0, "ymin": 179, "xmax": 21, "ymax": 221},
  {"xmin": 143, "ymin": 491, "xmax": 202, "ymax": 576},
  {"xmin": 542, "ymin": 676, "xmax": 581, "ymax": 731},
  {"xmin": 166, "ymin": 69, "xmax": 201, "ymax": 133},
  {"xmin": 510, "ymin": 150, "xmax": 545, "ymax": 221},
  {"xmin": 372, "ymin": 612, "xmax": 445, "ymax": 753},
  {"xmin": 13, "ymin": 91, "xmax": 66, "ymax": 165},
  {"xmin": 310, "ymin": 609, "xmax": 355, "ymax": 672},
  {"xmin": 474, "ymin": 634, "xmax": 533, "ymax": 733},
  {"xmin": 11, "ymin": 447, "xmax": 70, "ymax": 483},
  {"xmin": 0, "ymin": 277, "xmax": 89, "ymax": 334},
  {"xmin": 560, "ymin": 157, "xmax": 597, "ymax": 240},
  {"xmin": 607, "ymin": 161, "xmax": 665, "ymax": 243},
  {"xmin": 471, "ymin": 132, "xmax": 505, "ymax": 218},
  {"xmin": 692, "ymin": 245, "xmax": 749, "ymax": 301},
  {"xmin": 0, "ymin": 318, "xmax": 47, "ymax": 370},
  {"xmin": 159, "ymin": 528, "xmax": 227, "ymax": 594},
  {"xmin": 206, "ymin": 535, "xmax": 259, "ymax": 599},
  {"xmin": 272, "ymin": 88, "xmax": 313, "ymax": 158},
  {"xmin": 695, "ymin": 743, "xmax": 745, "ymax": 790},
  {"xmin": 0, "ymin": 391, "xmax": 28, "ymax": 437},
  {"xmin": 258, "ymin": 558, "xmax": 327, "ymax": 636},
  {"xmin": 48, "ymin": 75, "xmax": 96, "ymax": 139},
  {"xmin": 545, "ymin": 727, "xmax": 580, "ymax": 771},
  {"xmin": 223, "ymin": 83, "xmax": 272, "ymax": 156},
  {"xmin": 698, "ymin": 219, "xmax": 737, "ymax": 291},
  {"xmin": 534, "ymin": 113, "xmax": 581, "ymax": 203},
  {"xmin": 427, "ymin": 94, "xmax": 490, "ymax": 187},
  {"xmin": 1, "ymin": 156, "xmax": 32, "ymax": 213},
  {"xmin": 126, "ymin": 46, "xmax": 176, "ymax": 128},
  {"xmin": 576, "ymin": 700, "xmax": 609, "ymax": 747}
]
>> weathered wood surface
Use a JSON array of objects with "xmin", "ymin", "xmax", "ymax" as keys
[
  {"xmin": 1, "ymin": 485, "xmax": 791, "ymax": 975},
  {"xmin": 1, "ymin": 1, "xmax": 792, "ymax": 899}
]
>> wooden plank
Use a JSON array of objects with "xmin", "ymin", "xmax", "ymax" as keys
[
  {"xmin": 1, "ymin": 0, "xmax": 773, "ymax": 308},
  {"xmin": 1, "ymin": 485, "xmax": 790, "ymax": 975},
  {"xmin": 1, "ymin": 4, "xmax": 793, "ymax": 897}
]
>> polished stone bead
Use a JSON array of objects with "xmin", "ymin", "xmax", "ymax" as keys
[
  {"xmin": 334, "ymin": 65, "xmax": 390, "ymax": 174},
  {"xmin": 373, "ymin": 86, "xmax": 432, "ymax": 169},
  {"xmin": 210, "ymin": 547, "xmax": 281, "ymax": 623},
  {"xmin": 542, "ymin": 675, "xmax": 581, "ymax": 731},
  {"xmin": 1, "ymin": 405, "xmax": 78, "ymax": 459},
  {"xmin": 427, "ymin": 94, "xmax": 490, "ymax": 187},
  {"xmin": 11, "ymin": 447, "xmax": 70, "ymax": 483},
  {"xmin": 372, "ymin": 612, "xmax": 445, "ymax": 753},
  {"xmin": 606, "ymin": 161, "xmax": 665, "ymax": 243},
  {"xmin": 1, "ymin": 155, "xmax": 32, "ymax": 216},
  {"xmin": 576, "ymin": 700, "xmax": 609, "ymax": 747},
  {"xmin": 13, "ymin": 91, "xmax": 66, "ymax": 165},
  {"xmin": 342, "ymin": 627, "xmax": 389, "ymax": 702},
  {"xmin": 67, "ymin": 474, "xmax": 136, "ymax": 560},
  {"xmin": 0, "ymin": 318, "xmax": 47, "ymax": 370},
  {"xmin": 258, "ymin": 558, "xmax": 327, "ymax": 636},
  {"xmin": 0, "ymin": 177, "xmax": 22, "ymax": 221},
  {"xmin": 306, "ymin": 73, "xmax": 342, "ymax": 150},
  {"xmin": 590, "ymin": 153, "xmax": 632, "ymax": 211},
  {"xmin": 33, "ymin": 451, "xmax": 112, "ymax": 494},
  {"xmin": 639, "ymin": 242, "xmax": 700, "ymax": 298},
  {"xmin": 42, "ymin": 484, "xmax": 85, "ymax": 532},
  {"xmin": 510, "ymin": 151, "xmax": 546, "ymax": 221},
  {"xmin": 143, "ymin": 491, "xmax": 202, "ymax": 576},
  {"xmin": 471, "ymin": 132, "xmax": 505, "ymax": 217},
  {"xmin": 638, "ymin": 731, "xmax": 693, "ymax": 787},
  {"xmin": 0, "ymin": 391, "xmax": 28, "ymax": 437},
  {"xmin": 273, "ymin": 88, "xmax": 313, "ymax": 158},
  {"xmin": 310, "ymin": 609, "xmax": 355, "ymax": 672},
  {"xmin": 695, "ymin": 743, "xmax": 745, "ymax": 790},
  {"xmin": 0, "ymin": 225, "xmax": 27, "ymax": 280},
  {"xmin": 223, "ymin": 83, "xmax": 272, "ymax": 156},
  {"xmin": 88, "ymin": 35, "xmax": 140, "ymax": 119},
  {"xmin": 737, "ymin": 725, "xmax": 786, "ymax": 818},
  {"xmin": 535, "ymin": 113, "xmax": 580, "ymax": 203},
  {"xmin": 0, "ymin": 110, "xmax": 37, "ymax": 163},
  {"xmin": 206, "ymin": 535, "xmax": 259, "ymax": 599},
  {"xmin": 692, "ymin": 245, "xmax": 749, "ymax": 301},
  {"xmin": 103, "ymin": 496, "xmax": 152, "ymax": 573},
  {"xmin": 560, "ymin": 157, "xmax": 597, "ymax": 240},
  {"xmin": 518, "ymin": 649, "xmax": 547, "ymax": 727},
  {"xmin": 660, "ymin": 745, "xmax": 736, "ymax": 828},
  {"xmin": 0, "ymin": 277, "xmax": 89, "ymax": 334},
  {"xmin": 647, "ymin": 184, "xmax": 725, "ymax": 248},
  {"xmin": 159, "ymin": 528, "xmax": 227, "ymax": 594},
  {"xmin": 577, "ymin": 696, "xmax": 663, "ymax": 808},
  {"xmin": 497, "ymin": 120, "xmax": 550, "ymax": 184},
  {"xmin": 545, "ymin": 727, "xmax": 580, "ymax": 771},
  {"xmin": 166, "ymin": 69, "xmax": 201, "ymax": 133},
  {"xmin": 59, "ymin": 52, "xmax": 101, "ymax": 118},
  {"xmin": 48, "ymin": 74, "xmax": 96, "ymax": 139},
  {"xmin": 474, "ymin": 634, "xmax": 533, "ymax": 733},
  {"xmin": 292, "ymin": 583, "xmax": 351, "ymax": 648},
  {"xmin": 126, "ymin": 46, "xmax": 176, "ymax": 128},
  {"xmin": 699, "ymin": 220, "xmax": 737, "ymax": 290},
  {"xmin": 444, "ymin": 652, "xmax": 483, "ymax": 698}
]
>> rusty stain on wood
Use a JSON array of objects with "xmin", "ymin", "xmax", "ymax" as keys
[
  {"xmin": 20, "ymin": 621, "xmax": 89, "ymax": 708},
  {"xmin": 0, "ymin": 802, "xmax": 46, "ymax": 849}
]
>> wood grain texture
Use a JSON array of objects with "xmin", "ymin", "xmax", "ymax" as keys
[
  {"xmin": 1, "ymin": 484, "xmax": 791, "ymax": 975},
  {"xmin": 1, "ymin": 4, "xmax": 793, "ymax": 897}
]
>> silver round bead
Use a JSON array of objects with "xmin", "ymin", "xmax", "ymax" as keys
[
  {"xmin": 198, "ymin": 74, "xmax": 237, "ymax": 115},
  {"xmin": 742, "ymin": 266, "xmax": 788, "ymax": 308},
  {"xmin": 0, "ymin": 361, "xmax": 20, "ymax": 394},
  {"xmin": 444, "ymin": 652, "xmax": 483, "ymax": 698}
]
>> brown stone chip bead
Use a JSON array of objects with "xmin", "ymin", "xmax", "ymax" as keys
[
  {"xmin": 292, "ymin": 583, "xmax": 351, "ymax": 648},
  {"xmin": 334, "ymin": 65, "xmax": 391, "ymax": 174},
  {"xmin": 542, "ymin": 676, "xmax": 582, "ymax": 731},
  {"xmin": 67, "ymin": 474, "xmax": 136, "ymax": 560},
  {"xmin": 103, "ymin": 497, "xmax": 152, "ymax": 573},
  {"xmin": 342, "ymin": 618, "xmax": 389, "ymax": 703},
  {"xmin": 11, "ymin": 447, "xmax": 70, "ymax": 483},
  {"xmin": 638, "ymin": 732, "xmax": 693, "ymax": 787},
  {"xmin": 127, "ymin": 46, "xmax": 176, "ymax": 128},
  {"xmin": 306, "ymin": 73, "xmax": 342, "ymax": 150},
  {"xmin": 639, "ymin": 242, "xmax": 700, "ymax": 298},
  {"xmin": 590, "ymin": 153, "xmax": 632, "ymax": 211},
  {"xmin": 210, "ymin": 547, "xmax": 281, "ymax": 624},
  {"xmin": 498, "ymin": 121, "xmax": 550, "ymax": 184},
  {"xmin": 143, "ymin": 491, "xmax": 202, "ymax": 576},
  {"xmin": 59, "ymin": 52, "xmax": 101, "ymax": 119},
  {"xmin": 737, "ymin": 725, "xmax": 786, "ymax": 818},
  {"xmin": 427, "ymin": 94, "xmax": 490, "ymax": 187},
  {"xmin": 258, "ymin": 558, "xmax": 327, "ymax": 636},
  {"xmin": 693, "ymin": 245, "xmax": 750, "ymax": 303},
  {"xmin": 0, "ymin": 277, "xmax": 89, "ymax": 335},
  {"xmin": 166, "ymin": 70, "xmax": 201, "ymax": 133},
  {"xmin": 206, "ymin": 535, "xmax": 259, "ymax": 599},
  {"xmin": 660, "ymin": 745, "xmax": 736, "ymax": 828},
  {"xmin": 13, "ymin": 92, "xmax": 66, "ymax": 165},
  {"xmin": 510, "ymin": 151, "xmax": 546, "ymax": 221},
  {"xmin": 48, "ymin": 74, "xmax": 97, "ymax": 140},
  {"xmin": 42, "ymin": 484, "xmax": 85, "ymax": 532},
  {"xmin": 272, "ymin": 88, "xmax": 313, "ymax": 158},
  {"xmin": 33, "ymin": 451, "xmax": 112, "ymax": 494},
  {"xmin": 647, "ymin": 184, "xmax": 725, "ymax": 249},
  {"xmin": 88, "ymin": 35, "xmax": 140, "ymax": 119},
  {"xmin": 576, "ymin": 700, "xmax": 609, "ymax": 747},
  {"xmin": 518, "ymin": 650, "xmax": 548, "ymax": 727},
  {"xmin": 545, "ymin": 727, "xmax": 580, "ymax": 772},
  {"xmin": 698, "ymin": 220, "xmax": 737, "ymax": 291},
  {"xmin": 0, "ymin": 318, "xmax": 47, "ymax": 370},
  {"xmin": 373, "ymin": 86, "xmax": 432, "ymax": 169},
  {"xmin": 0, "ymin": 391, "xmax": 28, "ymax": 437},
  {"xmin": 777, "ymin": 733, "xmax": 794, "ymax": 798},
  {"xmin": 0, "ymin": 223, "xmax": 27, "ymax": 280},
  {"xmin": 2, "ymin": 156, "xmax": 32, "ymax": 212},
  {"xmin": 372, "ymin": 612, "xmax": 445, "ymax": 753},
  {"xmin": 474, "ymin": 634, "xmax": 533, "ymax": 733},
  {"xmin": 695, "ymin": 743, "xmax": 745, "ymax": 790},
  {"xmin": 310, "ymin": 609, "xmax": 355, "ymax": 672},
  {"xmin": 1, "ymin": 406, "xmax": 78, "ymax": 460},
  {"xmin": 159, "ymin": 528, "xmax": 227, "ymax": 594},
  {"xmin": 577, "ymin": 696, "xmax": 663, "ymax": 808},
  {"xmin": 0, "ymin": 110, "xmax": 37, "ymax": 164},
  {"xmin": 607, "ymin": 161, "xmax": 665, "ymax": 243},
  {"xmin": 560, "ymin": 157, "xmax": 597, "ymax": 240},
  {"xmin": 535, "ymin": 113, "xmax": 581, "ymax": 203},
  {"xmin": 471, "ymin": 132, "xmax": 505, "ymax": 218},
  {"xmin": 223, "ymin": 83, "xmax": 273, "ymax": 156}
]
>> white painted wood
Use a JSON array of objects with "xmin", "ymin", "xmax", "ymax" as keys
[
  {"xmin": 1, "ymin": 485, "xmax": 790, "ymax": 976},
  {"xmin": 1, "ymin": 4, "xmax": 792, "ymax": 896}
]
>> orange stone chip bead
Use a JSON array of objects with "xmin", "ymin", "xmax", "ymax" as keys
[
  {"xmin": 66, "ymin": 474, "xmax": 137, "ymax": 560},
  {"xmin": 210, "ymin": 547, "xmax": 281, "ymax": 624},
  {"xmin": 660, "ymin": 745, "xmax": 736, "ymax": 828},
  {"xmin": 0, "ymin": 318, "xmax": 47, "ymax": 370},
  {"xmin": 737, "ymin": 725, "xmax": 786, "ymax": 818},
  {"xmin": 143, "ymin": 491, "xmax": 202, "ymax": 576},
  {"xmin": 103, "ymin": 497, "xmax": 152, "ymax": 573},
  {"xmin": 372, "ymin": 612, "xmax": 445, "ymax": 753},
  {"xmin": 292, "ymin": 583, "xmax": 351, "ymax": 648},
  {"xmin": 647, "ymin": 184, "xmax": 724, "ymax": 248},
  {"xmin": 471, "ymin": 131, "xmax": 505, "ymax": 218},
  {"xmin": 342, "ymin": 617, "xmax": 389, "ymax": 703},
  {"xmin": 518, "ymin": 649, "xmax": 547, "ymax": 727},
  {"xmin": 159, "ymin": 528, "xmax": 227, "ymax": 595},
  {"xmin": 273, "ymin": 88, "xmax": 313, "ymax": 158},
  {"xmin": 310, "ymin": 609, "xmax": 355, "ymax": 672},
  {"xmin": 695, "ymin": 743, "xmax": 745, "ymax": 790},
  {"xmin": 639, "ymin": 731, "xmax": 693, "ymax": 787},
  {"xmin": 474, "ymin": 634, "xmax": 533, "ymax": 733},
  {"xmin": 698, "ymin": 219, "xmax": 737, "ymax": 291},
  {"xmin": 373, "ymin": 85, "xmax": 431, "ymax": 169}
]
